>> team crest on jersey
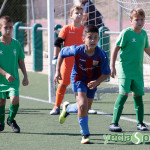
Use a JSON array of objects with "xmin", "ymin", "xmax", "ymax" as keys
[
  {"xmin": 69, "ymin": 31, "xmax": 75, "ymax": 34},
  {"xmin": 0, "ymin": 50, "xmax": 3, "ymax": 55},
  {"xmin": 132, "ymin": 38, "xmax": 136, "ymax": 42},
  {"xmin": 93, "ymin": 60, "xmax": 99, "ymax": 66},
  {"xmin": 13, "ymin": 49, "xmax": 16, "ymax": 55}
]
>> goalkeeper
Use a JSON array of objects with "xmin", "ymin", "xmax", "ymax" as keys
[
  {"xmin": 109, "ymin": 8, "xmax": 150, "ymax": 132},
  {"xmin": 50, "ymin": 5, "xmax": 96, "ymax": 115}
]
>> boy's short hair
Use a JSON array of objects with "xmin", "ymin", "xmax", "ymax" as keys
[
  {"xmin": 130, "ymin": 8, "xmax": 145, "ymax": 19},
  {"xmin": 83, "ymin": 24, "xmax": 99, "ymax": 37},
  {"xmin": 70, "ymin": 5, "xmax": 83, "ymax": 15},
  {"xmin": 0, "ymin": 16, "xmax": 13, "ymax": 26}
]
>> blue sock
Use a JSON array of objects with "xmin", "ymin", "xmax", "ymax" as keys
[
  {"xmin": 66, "ymin": 103, "xmax": 78, "ymax": 113},
  {"xmin": 78, "ymin": 116, "xmax": 90, "ymax": 135}
]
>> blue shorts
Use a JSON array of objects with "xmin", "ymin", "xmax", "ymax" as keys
[{"xmin": 71, "ymin": 81, "xmax": 97, "ymax": 99}]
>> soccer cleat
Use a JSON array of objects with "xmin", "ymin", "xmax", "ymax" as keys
[
  {"xmin": 50, "ymin": 106, "xmax": 60, "ymax": 115},
  {"xmin": 137, "ymin": 122, "xmax": 148, "ymax": 131},
  {"xmin": 7, "ymin": 119, "xmax": 20, "ymax": 133},
  {"xmin": 81, "ymin": 135, "xmax": 91, "ymax": 144},
  {"xmin": 109, "ymin": 123, "xmax": 122, "ymax": 132},
  {"xmin": 59, "ymin": 101, "xmax": 70, "ymax": 124},
  {"xmin": 88, "ymin": 109, "xmax": 97, "ymax": 114},
  {"xmin": 0, "ymin": 124, "xmax": 4, "ymax": 132}
]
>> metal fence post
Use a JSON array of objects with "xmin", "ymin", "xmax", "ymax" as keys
[
  {"xmin": 98, "ymin": 26, "xmax": 110, "ymax": 81},
  {"xmin": 32, "ymin": 23, "xmax": 43, "ymax": 71}
]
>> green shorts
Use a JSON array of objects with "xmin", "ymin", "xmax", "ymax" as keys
[
  {"xmin": 0, "ymin": 90, "xmax": 19, "ymax": 99},
  {"xmin": 118, "ymin": 78, "xmax": 144, "ymax": 95}
]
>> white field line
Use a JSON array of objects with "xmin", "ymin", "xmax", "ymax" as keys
[
  {"xmin": 20, "ymin": 95, "xmax": 49, "ymax": 103},
  {"xmin": 20, "ymin": 95, "xmax": 150, "ymax": 125},
  {"xmin": 97, "ymin": 111, "xmax": 150, "ymax": 126}
]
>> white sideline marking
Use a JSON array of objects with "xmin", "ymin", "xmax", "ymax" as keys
[
  {"xmin": 20, "ymin": 95, "xmax": 150, "ymax": 125},
  {"xmin": 97, "ymin": 111, "xmax": 150, "ymax": 125},
  {"xmin": 20, "ymin": 95, "xmax": 49, "ymax": 103}
]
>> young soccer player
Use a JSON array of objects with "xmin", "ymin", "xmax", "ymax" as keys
[
  {"xmin": 109, "ymin": 8, "xmax": 150, "ymax": 132},
  {"xmin": 0, "ymin": 16, "xmax": 29, "ymax": 133},
  {"xmin": 55, "ymin": 25, "xmax": 110, "ymax": 144},
  {"xmin": 50, "ymin": 5, "xmax": 96, "ymax": 115}
]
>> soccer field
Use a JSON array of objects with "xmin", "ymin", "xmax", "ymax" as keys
[{"xmin": 0, "ymin": 71, "xmax": 150, "ymax": 150}]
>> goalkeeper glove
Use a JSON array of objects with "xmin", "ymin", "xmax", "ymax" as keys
[{"xmin": 52, "ymin": 56, "xmax": 58, "ymax": 65}]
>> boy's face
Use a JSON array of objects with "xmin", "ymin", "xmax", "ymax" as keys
[
  {"xmin": 70, "ymin": 9, "xmax": 83, "ymax": 23},
  {"xmin": 0, "ymin": 20, "xmax": 13, "ymax": 38},
  {"xmin": 83, "ymin": 32, "xmax": 100, "ymax": 49},
  {"xmin": 130, "ymin": 15, "xmax": 145, "ymax": 31}
]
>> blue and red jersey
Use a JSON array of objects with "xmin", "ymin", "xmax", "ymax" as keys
[{"xmin": 60, "ymin": 44, "xmax": 110, "ymax": 84}]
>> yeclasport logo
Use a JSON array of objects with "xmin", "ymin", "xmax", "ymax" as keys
[{"xmin": 103, "ymin": 132, "xmax": 150, "ymax": 144}]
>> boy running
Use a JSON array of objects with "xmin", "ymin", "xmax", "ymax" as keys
[
  {"xmin": 50, "ymin": 5, "xmax": 96, "ymax": 115},
  {"xmin": 55, "ymin": 25, "xmax": 110, "ymax": 144},
  {"xmin": 109, "ymin": 8, "xmax": 150, "ymax": 132},
  {"xmin": 0, "ymin": 16, "xmax": 29, "ymax": 133}
]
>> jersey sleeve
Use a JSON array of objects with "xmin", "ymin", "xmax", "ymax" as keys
[
  {"xmin": 99, "ymin": 50, "xmax": 111, "ymax": 75},
  {"xmin": 58, "ymin": 25, "xmax": 67, "ymax": 39},
  {"xmin": 116, "ymin": 29, "xmax": 128, "ymax": 48},
  {"xmin": 17, "ymin": 41, "xmax": 25, "ymax": 60},
  {"xmin": 60, "ymin": 45, "xmax": 77, "ymax": 58}
]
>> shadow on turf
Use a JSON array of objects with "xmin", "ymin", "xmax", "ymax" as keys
[
  {"xmin": 96, "ymin": 113, "xmax": 150, "ymax": 116},
  {"xmin": 5, "ymin": 108, "xmax": 53, "ymax": 115}
]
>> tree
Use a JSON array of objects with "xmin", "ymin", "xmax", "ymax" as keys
[{"xmin": 0, "ymin": 0, "xmax": 26, "ymax": 23}]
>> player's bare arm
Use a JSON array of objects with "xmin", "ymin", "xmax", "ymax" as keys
[
  {"xmin": 0, "ymin": 67, "xmax": 15, "ymax": 82},
  {"xmin": 18, "ymin": 59, "xmax": 29, "ymax": 86},
  {"xmin": 110, "ymin": 46, "xmax": 120, "ymax": 78},
  {"xmin": 54, "ymin": 54, "xmax": 64, "ymax": 84},
  {"xmin": 53, "ymin": 38, "xmax": 65, "ymax": 65},
  {"xmin": 144, "ymin": 46, "xmax": 150, "ymax": 56}
]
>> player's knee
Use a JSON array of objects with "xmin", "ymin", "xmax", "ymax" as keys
[
  {"xmin": 10, "ymin": 96, "xmax": 19, "ymax": 105},
  {"xmin": 0, "ymin": 98, "xmax": 6, "ymax": 106},
  {"xmin": 78, "ymin": 102, "xmax": 88, "ymax": 112},
  {"xmin": 59, "ymin": 84, "xmax": 68, "ymax": 88}
]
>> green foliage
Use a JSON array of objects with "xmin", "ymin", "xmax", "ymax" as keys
[{"xmin": 0, "ymin": 0, "xmax": 26, "ymax": 23}]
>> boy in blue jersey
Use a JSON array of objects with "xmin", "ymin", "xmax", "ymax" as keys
[{"xmin": 54, "ymin": 25, "xmax": 110, "ymax": 144}]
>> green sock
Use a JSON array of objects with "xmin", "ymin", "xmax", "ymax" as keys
[
  {"xmin": 133, "ymin": 96, "xmax": 144, "ymax": 124},
  {"xmin": 7, "ymin": 103, "xmax": 19, "ymax": 122},
  {"xmin": 112, "ymin": 94, "xmax": 128, "ymax": 123},
  {"xmin": 0, "ymin": 106, "xmax": 5, "ymax": 125}
]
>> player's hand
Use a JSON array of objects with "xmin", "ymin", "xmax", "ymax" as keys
[
  {"xmin": 54, "ymin": 72, "xmax": 62, "ymax": 84},
  {"xmin": 111, "ymin": 67, "xmax": 116, "ymax": 78},
  {"xmin": 22, "ymin": 77, "xmax": 29, "ymax": 86},
  {"xmin": 5, "ymin": 73, "xmax": 15, "ymax": 82},
  {"xmin": 87, "ymin": 80, "xmax": 98, "ymax": 89}
]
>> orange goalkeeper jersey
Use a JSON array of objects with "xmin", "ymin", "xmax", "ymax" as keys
[{"xmin": 58, "ymin": 24, "xmax": 84, "ymax": 85}]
